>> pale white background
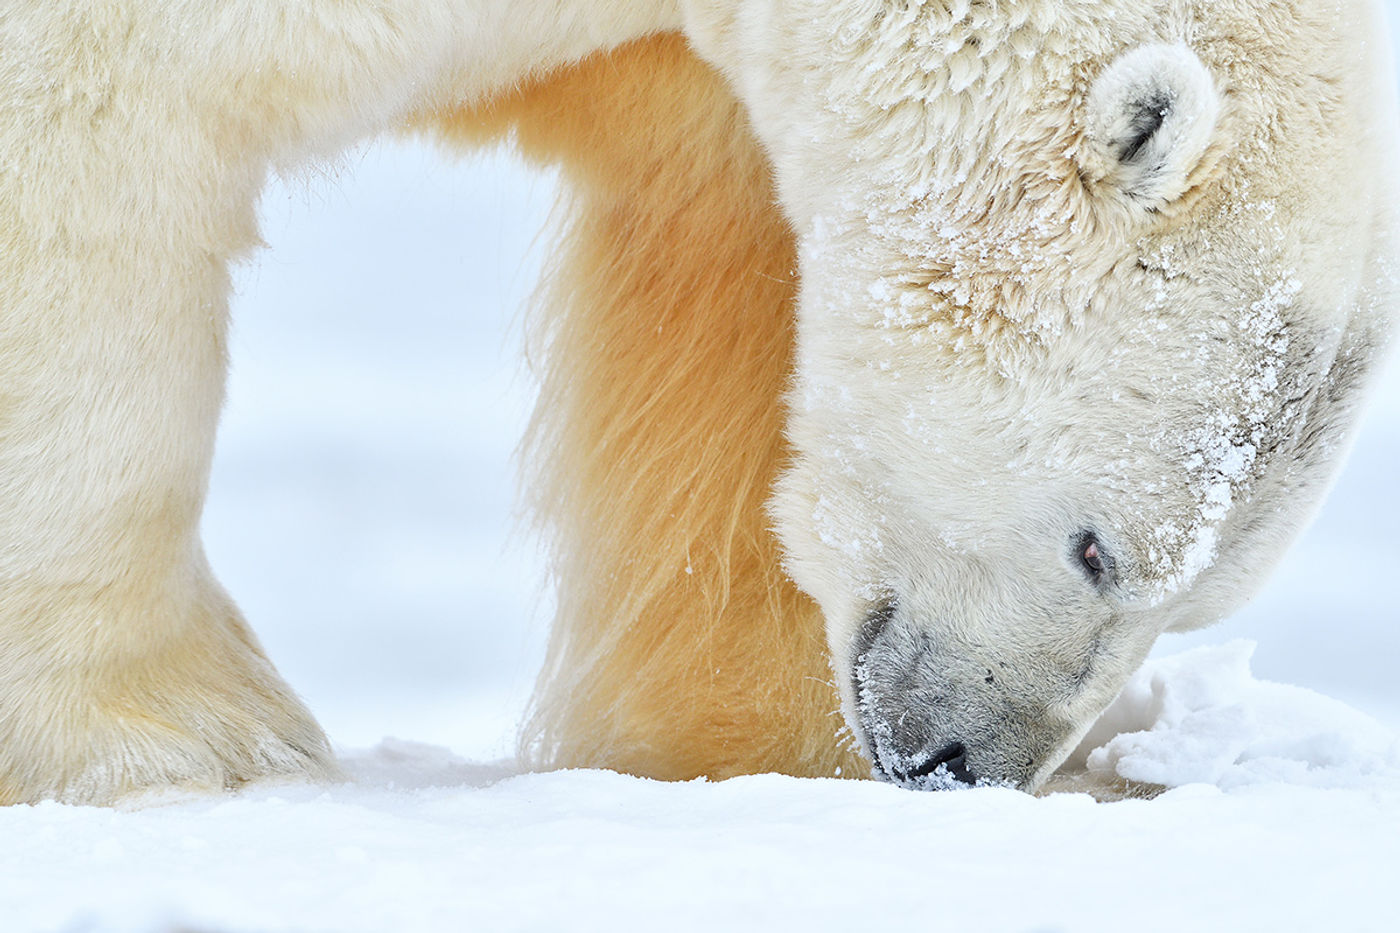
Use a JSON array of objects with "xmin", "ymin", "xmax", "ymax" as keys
[{"xmin": 207, "ymin": 144, "xmax": 556, "ymax": 757}]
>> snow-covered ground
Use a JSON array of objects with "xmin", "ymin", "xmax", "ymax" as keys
[{"xmin": 7, "ymin": 22, "xmax": 1400, "ymax": 933}]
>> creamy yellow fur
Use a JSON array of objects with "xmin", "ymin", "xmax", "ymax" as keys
[
  {"xmin": 0, "ymin": 1, "xmax": 683, "ymax": 806},
  {"xmin": 5, "ymin": 1, "xmax": 1393, "ymax": 803},
  {"xmin": 429, "ymin": 36, "xmax": 863, "ymax": 780}
]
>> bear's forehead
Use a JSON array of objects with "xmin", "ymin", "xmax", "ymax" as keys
[
  {"xmin": 812, "ymin": 0, "xmax": 1352, "ymax": 198},
  {"xmin": 795, "ymin": 1, "xmax": 1365, "ymax": 348}
]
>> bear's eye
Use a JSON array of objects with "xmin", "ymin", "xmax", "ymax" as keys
[{"xmin": 1076, "ymin": 532, "xmax": 1115, "ymax": 587}]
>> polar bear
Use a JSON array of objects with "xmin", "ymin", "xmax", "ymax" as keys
[
  {"xmin": 682, "ymin": 0, "xmax": 1400, "ymax": 789},
  {"xmin": 0, "ymin": 1, "xmax": 1394, "ymax": 804}
]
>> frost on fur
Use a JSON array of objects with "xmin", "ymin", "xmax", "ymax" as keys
[{"xmin": 689, "ymin": 0, "xmax": 1400, "ymax": 791}]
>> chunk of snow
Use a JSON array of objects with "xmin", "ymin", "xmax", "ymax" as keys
[{"xmin": 1068, "ymin": 641, "xmax": 1400, "ymax": 789}]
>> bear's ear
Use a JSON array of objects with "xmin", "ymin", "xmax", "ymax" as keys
[{"xmin": 1079, "ymin": 44, "xmax": 1222, "ymax": 210}]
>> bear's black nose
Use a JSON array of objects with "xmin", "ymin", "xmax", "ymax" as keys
[{"xmin": 897, "ymin": 741, "xmax": 976, "ymax": 787}]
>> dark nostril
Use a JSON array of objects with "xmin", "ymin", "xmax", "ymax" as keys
[{"xmin": 901, "ymin": 741, "xmax": 976, "ymax": 786}]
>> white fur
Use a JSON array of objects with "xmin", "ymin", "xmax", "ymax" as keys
[
  {"xmin": 687, "ymin": 0, "xmax": 1400, "ymax": 789},
  {"xmin": 0, "ymin": 0, "xmax": 680, "ymax": 805},
  {"xmin": 2, "ymin": 0, "xmax": 1396, "ymax": 802}
]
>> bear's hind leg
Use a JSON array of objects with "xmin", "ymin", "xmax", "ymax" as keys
[
  {"xmin": 0, "ymin": 0, "xmax": 684, "ymax": 806},
  {"xmin": 0, "ymin": 107, "xmax": 338, "ymax": 806},
  {"xmin": 0, "ymin": 241, "xmax": 338, "ymax": 805},
  {"xmin": 0, "ymin": 572, "xmax": 338, "ymax": 806}
]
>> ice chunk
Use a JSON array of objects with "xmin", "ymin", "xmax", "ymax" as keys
[{"xmin": 1069, "ymin": 641, "xmax": 1400, "ymax": 790}]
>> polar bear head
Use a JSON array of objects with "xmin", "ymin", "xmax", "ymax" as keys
[{"xmin": 684, "ymin": 0, "xmax": 1400, "ymax": 789}]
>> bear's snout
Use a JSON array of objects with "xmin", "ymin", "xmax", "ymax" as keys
[
  {"xmin": 883, "ymin": 740, "xmax": 977, "ymax": 789},
  {"xmin": 851, "ymin": 602, "xmax": 1050, "ymax": 791},
  {"xmin": 852, "ymin": 604, "xmax": 983, "ymax": 790}
]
